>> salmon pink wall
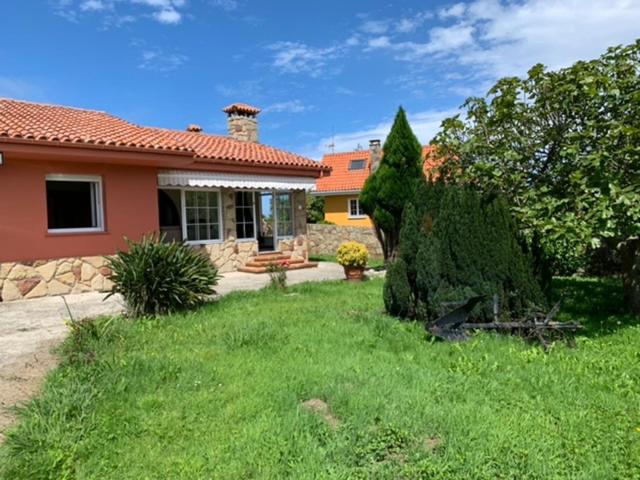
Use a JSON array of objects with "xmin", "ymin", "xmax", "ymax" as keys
[{"xmin": 0, "ymin": 157, "xmax": 159, "ymax": 263}]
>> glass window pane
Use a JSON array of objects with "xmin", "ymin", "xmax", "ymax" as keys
[{"xmin": 47, "ymin": 180, "xmax": 100, "ymax": 230}]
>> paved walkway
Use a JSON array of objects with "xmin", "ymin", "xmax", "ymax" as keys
[{"xmin": 0, "ymin": 262, "xmax": 353, "ymax": 439}]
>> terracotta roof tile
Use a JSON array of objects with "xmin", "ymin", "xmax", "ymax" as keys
[
  {"xmin": 0, "ymin": 98, "xmax": 323, "ymax": 171},
  {"xmin": 315, "ymin": 145, "xmax": 442, "ymax": 193},
  {"xmin": 222, "ymin": 103, "xmax": 261, "ymax": 115}
]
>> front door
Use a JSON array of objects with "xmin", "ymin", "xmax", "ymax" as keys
[{"xmin": 257, "ymin": 191, "xmax": 275, "ymax": 251}]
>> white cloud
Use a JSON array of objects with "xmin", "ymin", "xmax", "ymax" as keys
[
  {"xmin": 395, "ymin": 11, "xmax": 434, "ymax": 33},
  {"xmin": 153, "ymin": 8, "xmax": 181, "ymax": 24},
  {"xmin": 263, "ymin": 100, "xmax": 313, "ymax": 114},
  {"xmin": 54, "ymin": 0, "xmax": 187, "ymax": 25},
  {"xmin": 303, "ymin": 108, "xmax": 459, "ymax": 160},
  {"xmin": 80, "ymin": 0, "xmax": 108, "ymax": 11},
  {"xmin": 139, "ymin": 50, "xmax": 188, "ymax": 71},
  {"xmin": 390, "ymin": 0, "xmax": 640, "ymax": 78},
  {"xmin": 359, "ymin": 19, "xmax": 389, "ymax": 35},
  {"xmin": 210, "ymin": 0, "xmax": 239, "ymax": 11},
  {"xmin": 367, "ymin": 36, "xmax": 392, "ymax": 49},
  {"xmin": 268, "ymin": 41, "xmax": 344, "ymax": 77},
  {"xmin": 439, "ymin": 3, "xmax": 466, "ymax": 19}
]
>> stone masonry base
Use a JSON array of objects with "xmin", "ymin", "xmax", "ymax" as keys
[{"xmin": 0, "ymin": 256, "xmax": 114, "ymax": 302}]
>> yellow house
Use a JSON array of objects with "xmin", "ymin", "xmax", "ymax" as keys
[{"xmin": 313, "ymin": 140, "xmax": 438, "ymax": 227}]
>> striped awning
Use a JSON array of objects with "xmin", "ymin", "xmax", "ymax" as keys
[{"xmin": 157, "ymin": 170, "xmax": 316, "ymax": 191}]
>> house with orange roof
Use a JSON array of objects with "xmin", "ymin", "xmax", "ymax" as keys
[
  {"xmin": 313, "ymin": 140, "xmax": 438, "ymax": 227},
  {"xmin": 0, "ymin": 99, "xmax": 330, "ymax": 301}
]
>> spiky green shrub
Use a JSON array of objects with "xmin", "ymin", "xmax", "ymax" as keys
[
  {"xmin": 384, "ymin": 181, "xmax": 546, "ymax": 322},
  {"xmin": 383, "ymin": 258, "xmax": 412, "ymax": 318},
  {"xmin": 106, "ymin": 236, "xmax": 219, "ymax": 317}
]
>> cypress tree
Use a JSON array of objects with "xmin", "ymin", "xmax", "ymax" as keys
[{"xmin": 360, "ymin": 107, "xmax": 424, "ymax": 261}]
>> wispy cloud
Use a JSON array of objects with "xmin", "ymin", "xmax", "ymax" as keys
[
  {"xmin": 395, "ymin": 11, "xmax": 433, "ymax": 33},
  {"xmin": 53, "ymin": 0, "xmax": 187, "ymax": 25},
  {"xmin": 209, "ymin": 0, "xmax": 239, "ymax": 11},
  {"xmin": 365, "ymin": 0, "xmax": 640, "ymax": 79},
  {"xmin": 215, "ymin": 80, "xmax": 262, "ymax": 99},
  {"xmin": 138, "ymin": 49, "xmax": 188, "ymax": 72},
  {"xmin": 263, "ymin": 100, "xmax": 313, "ymax": 114},
  {"xmin": 0, "ymin": 77, "xmax": 45, "ymax": 100},
  {"xmin": 268, "ymin": 41, "xmax": 346, "ymax": 77},
  {"xmin": 359, "ymin": 19, "xmax": 389, "ymax": 35}
]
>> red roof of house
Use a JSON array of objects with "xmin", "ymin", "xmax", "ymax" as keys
[
  {"xmin": 315, "ymin": 145, "xmax": 440, "ymax": 193},
  {"xmin": 0, "ymin": 98, "xmax": 323, "ymax": 172}
]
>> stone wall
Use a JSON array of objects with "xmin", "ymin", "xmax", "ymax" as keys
[
  {"xmin": 0, "ymin": 189, "xmax": 311, "ymax": 302},
  {"xmin": 307, "ymin": 224, "xmax": 383, "ymax": 258},
  {"xmin": 0, "ymin": 256, "xmax": 113, "ymax": 302}
]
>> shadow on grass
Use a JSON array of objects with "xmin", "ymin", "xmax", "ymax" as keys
[{"xmin": 553, "ymin": 276, "xmax": 638, "ymax": 337}]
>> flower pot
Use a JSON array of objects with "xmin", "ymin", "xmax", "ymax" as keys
[{"xmin": 343, "ymin": 265, "xmax": 365, "ymax": 281}]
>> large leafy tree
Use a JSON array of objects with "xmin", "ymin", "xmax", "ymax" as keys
[
  {"xmin": 360, "ymin": 107, "xmax": 425, "ymax": 260},
  {"xmin": 433, "ymin": 40, "xmax": 640, "ymax": 313}
]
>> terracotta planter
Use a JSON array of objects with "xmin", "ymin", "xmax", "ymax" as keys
[{"xmin": 343, "ymin": 265, "xmax": 365, "ymax": 281}]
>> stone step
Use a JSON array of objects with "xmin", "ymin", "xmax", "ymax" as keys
[
  {"xmin": 249, "ymin": 253, "xmax": 291, "ymax": 263},
  {"xmin": 238, "ymin": 262, "xmax": 319, "ymax": 274},
  {"xmin": 244, "ymin": 257, "xmax": 305, "ymax": 268}
]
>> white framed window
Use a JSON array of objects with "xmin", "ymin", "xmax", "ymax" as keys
[
  {"xmin": 275, "ymin": 191, "xmax": 293, "ymax": 238},
  {"xmin": 46, "ymin": 174, "xmax": 104, "ymax": 233},
  {"xmin": 348, "ymin": 198, "xmax": 366, "ymax": 218},
  {"xmin": 182, "ymin": 189, "xmax": 222, "ymax": 244},
  {"xmin": 235, "ymin": 191, "xmax": 256, "ymax": 240}
]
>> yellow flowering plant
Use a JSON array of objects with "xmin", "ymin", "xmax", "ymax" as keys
[{"xmin": 336, "ymin": 241, "xmax": 369, "ymax": 268}]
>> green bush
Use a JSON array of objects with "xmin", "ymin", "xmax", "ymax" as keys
[
  {"xmin": 383, "ymin": 258, "xmax": 412, "ymax": 318},
  {"xmin": 384, "ymin": 182, "xmax": 546, "ymax": 322},
  {"xmin": 106, "ymin": 236, "xmax": 219, "ymax": 317}
]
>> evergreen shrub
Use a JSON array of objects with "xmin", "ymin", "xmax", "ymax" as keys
[{"xmin": 383, "ymin": 181, "xmax": 546, "ymax": 322}]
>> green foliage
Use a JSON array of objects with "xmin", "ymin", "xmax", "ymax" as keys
[
  {"xmin": 383, "ymin": 258, "xmax": 412, "ymax": 318},
  {"xmin": 360, "ymin": 107, "xmax": 425, "ymax": 260},
  {"xmin": 266, "ymin": 262, "xmax": 288, "ymax": 290},
  {"xmin": 106, "ymin": 236, "xmax": 219, "ymax": 317},
  {"xmin": 386, "ymin": 182, "xmax": 545, "ymax": 322},
  {"xmin": 306, "ymin": 194, "xmax": 325, "ymax": 223},
  {"xmin": 432, "ymin": 40, "xmax": 640, "ymax": 309},
  {"xmin": 2, "ymin": 278, "xmax": 638, "ymax": 479},
  {"xmin": 336, "ymin": 241, "xmax": 369, "ymax": 267}
]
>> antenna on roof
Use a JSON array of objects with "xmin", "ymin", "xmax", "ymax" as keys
[
  {"xmin": 325, "ymin": 125, "xmax": 336, "ymax": 153},
  {"xmin": 355, "ymin": 143, "xmax": 363, "ymax": 151}
]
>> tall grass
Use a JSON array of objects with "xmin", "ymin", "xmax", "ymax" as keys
[{"xmin": 1, "ymin": 277, "xmax": 638, "ymax": 479}]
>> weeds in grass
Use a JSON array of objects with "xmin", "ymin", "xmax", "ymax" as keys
[
  {"xmin": 266, "ymin": 261, "xmax": 288, "ymax": 290},
  {"xmin": 1, "ymin": 277, "xmax": 639, "ymax": 479}
]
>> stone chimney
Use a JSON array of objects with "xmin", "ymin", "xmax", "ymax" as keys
[
  {"xmin": 369, "ymin": 139, "xmax": 382, "ymax": 171},
  {"xmin": 223, "ymin": 103, "xmax": 261, "ymax": 143}
]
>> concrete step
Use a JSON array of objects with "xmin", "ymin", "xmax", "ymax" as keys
[
  {"xmin": 244, "ymin": 257, "xmax": 305, "ymax": 268},
  {"xmin": 238, "ymin": 262, "xmax": 319, "ymax": 274}
]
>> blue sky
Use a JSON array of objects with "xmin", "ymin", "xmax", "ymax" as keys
[{"xmin": 1, "ymin": 0, "xmax": 639, "ymax": 159}]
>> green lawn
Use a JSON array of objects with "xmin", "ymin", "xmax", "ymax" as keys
[{"xmin": 2, "ymin": 277, "xmax": 639, "ymax": 479}]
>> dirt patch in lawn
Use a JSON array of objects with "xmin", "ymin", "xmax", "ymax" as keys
[
  {"xmin": 0, "ymin": 340, "xmax": 60, "ymax": 443},
  {"xmin": 301, "ymin": 398, "xmax": 340, "ymax": 430}
]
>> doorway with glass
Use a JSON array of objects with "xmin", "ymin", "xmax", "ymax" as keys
[{"xmin": 237, "ymin": 190, "xmax": 294, "ymax": 253}]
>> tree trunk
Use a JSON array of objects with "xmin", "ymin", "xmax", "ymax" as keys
[{"xmin": 620, "ymin": 237, "xmax": 640, "ymax": 316}]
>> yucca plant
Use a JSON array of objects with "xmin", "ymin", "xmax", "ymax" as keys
[{"xmin": 106, "ymin": 236, "xmax": 219, "ymax": 317}]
